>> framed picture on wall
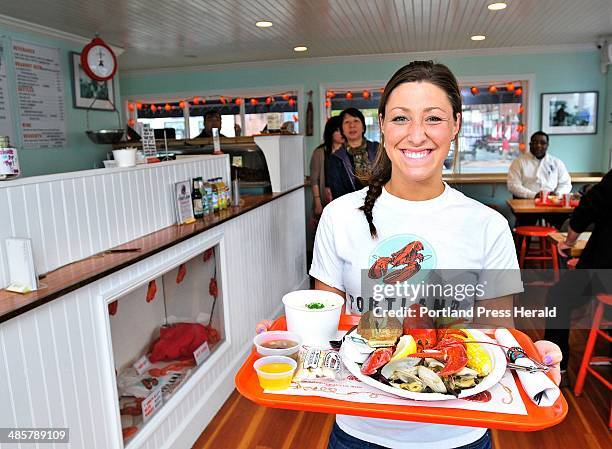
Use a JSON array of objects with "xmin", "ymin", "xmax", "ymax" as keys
[
  {"xmin": 70, "ymin": 52, "xmax": 115, "ymax": 110},
  {"xmin": 541, "ymin": 91, "xmax": 597, "ymax": 135}
]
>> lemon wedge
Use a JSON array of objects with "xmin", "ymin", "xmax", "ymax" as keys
[{"xmin": 390, "ymin": 335, "xmax": 417, "ymax": 362}]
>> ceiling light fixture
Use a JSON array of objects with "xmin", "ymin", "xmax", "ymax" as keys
[
  {"xmin": 471, "ymin": 35, "xmax": 486, "ymax": 41},
  {"xmin": 293, "ymin": 46, "xmax": 308, "ymax": 52},
  {"xmin": 256, "ymin": 21, "xmax": 273, "ymax": 28},
  {"xmin": 487, "ymin": 2, "xmax": 507, "ymax": 10}
]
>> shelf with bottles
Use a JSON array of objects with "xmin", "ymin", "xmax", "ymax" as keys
[{"xmin": 107, "ymin": 244, "xmax": 225, "ymax": 446}]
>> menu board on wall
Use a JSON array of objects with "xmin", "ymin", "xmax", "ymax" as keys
[
  {"xmin": 13, "ymin": 40, "xmax": 67, "ymax": 149},
  {"xmin": 0, "ymin": 41, "xmax": 14, "ymax": 142}
]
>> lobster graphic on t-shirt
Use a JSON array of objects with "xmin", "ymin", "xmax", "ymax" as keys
[{"xmin": 368, "ymin": 240, "xmax": 432, "ymax": 284}]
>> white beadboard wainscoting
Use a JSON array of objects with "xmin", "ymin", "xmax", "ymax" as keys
[
  {"xmin": 0, "ymin": 187, "xmax": 307, "ymax": 449},
  {"xmin": 0, "ymin": 155, "xmax": 230, "ymax": 290},
  {"xmin": 254, "ymin": 135, "xmax": 304, "ymax": 193}
]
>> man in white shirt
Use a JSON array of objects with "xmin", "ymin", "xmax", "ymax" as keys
[{"xmin": 507, "ymin": 131, "xmax": 572, "ymax": 227}]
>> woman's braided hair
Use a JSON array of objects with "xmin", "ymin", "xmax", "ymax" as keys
[{"xmin": 359, "ymin": 60, "xmax": 462, "ymax": 238}]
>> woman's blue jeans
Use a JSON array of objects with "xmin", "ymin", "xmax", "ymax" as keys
[{"xmin": 326, "ymin": 423, "xmax": 492, "ymax": 449}]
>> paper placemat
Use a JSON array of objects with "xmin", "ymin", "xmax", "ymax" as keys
[{"xmin": 266, "ymin": 330, "xmax": 527, "ymax": 415}]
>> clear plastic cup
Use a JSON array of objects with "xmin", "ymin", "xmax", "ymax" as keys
[
  {"xmin": 253, "ymin": 331, "xmax": 302, "ymax": 360},
  {"xmin": 253, "ymin": 356, "xmax": 297, "ymax": 390}
]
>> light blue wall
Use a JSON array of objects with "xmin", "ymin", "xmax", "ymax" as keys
[
  {"xmin": 121, "ymin": 49, "xmax": 610, "ymax": 174},
  {"xmin": 0, "ymin": 26, "xmax": 121, "ymax": 177}
]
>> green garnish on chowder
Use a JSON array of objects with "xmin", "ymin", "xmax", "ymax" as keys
[{"xmin": 306, "ymin": 302, "xmax": 325, "ymax": 309}]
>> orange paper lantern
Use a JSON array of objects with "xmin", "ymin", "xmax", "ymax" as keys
[
  {"xmin": 514, "ymin": 87, "xmax": 523, "ymax": 96},
  {"xmin": 250, "ymin": 98, "xmax": 258, "ymax": 106},
  {"xmin": 519, "ymin": 143, "xmax": 526, "ymax": 151},
  {"xmin": 518, "ymin": 105, "xmax": 524, "ymax": 114},
  {"xmin": 192, "ymin": 96, "xmax": 200, "ymax": 105},
  {"xmin": 325, "ymin": 99, "xmax": 331, "ymax": 108},
  {"xmin": 235, "ymin": 98, "xmax": 242, "ymax": 105},
  {"xmin": 136, "ymin": 102, "xmax": 143, "ymax": 110},
  {"xmin": 127, "ymin": 103, "xmax": 135, "ymax": 112},
  {"xmin": 288, "ymin": 98, "xmax": 296, "ymax": 107},
  {"xmin": 470, "ymin": 86, "xmax": 479, "ymax": 95},
  {"xmin": 164, "ymin": 104, "xmax": 171, "ymax": 111},
  {"xmin": 179, "ymin": 101, "xmax": 185, "ymax": 109},
  {"xmin": 293, "ymin": 114, "xmax": 298, "ymax": 122},
  {"xmin": 127, "ymin": 118, "xmax": 135, "ymax": 127},
  {"xmin": 150, "ymin": 104, "xmax": 157, "ymax": 112},
  {"xmin": 506, "ymin": 82, "xmax": 515, "ymax": 92},
  {"xmin": 362, "ymin": 90, "xmax": 370, "ymax": 99},
  {"xmin": 346, "ymin": 91, "xmax": 353, "ymax": 100},
  {"xmin": 488, "ymin": 85, "xmax": 498, "ymax": 94},
  {"xmin": 219, "ymin": 96, "xmax": 226, "ymax": 104},
  {"xmin": 282, "ymin": 93, "xmax": 290, "ymax": 101}
]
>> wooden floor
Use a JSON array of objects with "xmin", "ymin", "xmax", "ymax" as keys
[{"xmin": 193, "ymin": 328, "xmax": 610, "ymax": 449}]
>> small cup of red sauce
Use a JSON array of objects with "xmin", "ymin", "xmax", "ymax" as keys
[{"xmin": 253, "ymin": 331, "xmax": 302, "ymax": 361}]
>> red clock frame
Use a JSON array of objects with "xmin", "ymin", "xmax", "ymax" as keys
[{"xmin": 80, "ymin": 37, "xmax": 117, "ymax": 82}]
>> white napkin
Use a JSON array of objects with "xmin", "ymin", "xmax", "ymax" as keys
[{"xmin": 494, "ymin": 329, "xmax": 560, "ymax": 407}]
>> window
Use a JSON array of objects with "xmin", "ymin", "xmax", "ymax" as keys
[
  {"xmin": 322, "ymin": 79, "xmax": 529, "ymax": 173},
  {"xmin": 127, "ymin": 90, "xmax": 299, "ymax": 139},
  {"xmin": 324, "ymin": 88, "xmax": 383, "ymax": 143},
  {"xmin": 457, "ymin": 81, "xmax": 528, "ymax": 173}
]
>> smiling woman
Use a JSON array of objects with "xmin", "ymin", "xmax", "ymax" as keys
[{"xmin": 310, "ymin": 61, "xmax": 560, "ymax": 449}]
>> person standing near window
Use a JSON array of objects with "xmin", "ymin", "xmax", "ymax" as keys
[
  {"xmin": 310, "ymin": 116, "xmax": 344, "ymax": 217},
  {"xmin": 326, "ymin": 108, "xmax": 379, "ymax": 199}
]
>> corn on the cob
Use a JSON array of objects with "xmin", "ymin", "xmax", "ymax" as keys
[{"xmin": 462, "ymin": 330, "xmax": 492, "ymax": 376}]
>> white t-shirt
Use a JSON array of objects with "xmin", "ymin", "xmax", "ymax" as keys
[
  {"xmin": 507, "ymin": 152, "xmax": 572, "ymax": 198},
  {"xmin": 310, "ymin": 184, "xmax": 522, "ymax": 449}
]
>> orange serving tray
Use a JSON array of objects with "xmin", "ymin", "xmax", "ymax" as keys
[{"xmin": 235, "ymin": 315, "xmax": 568, "ymax": 431}]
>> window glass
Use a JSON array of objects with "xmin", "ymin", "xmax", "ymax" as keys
[
  {"xmin": 327, "ymin": 89, "xmax": 382, "ymax": 143},
  {"xmin": 325, "ymin": 82, "xmax": 527, "ymax": 173},
  {"xmin": 135, "ymin": 102, "xmax": 186, "ymax": 139},
  {"xmin": 457, "ymin": 82, "xmax": 527, "ymax": 173}
]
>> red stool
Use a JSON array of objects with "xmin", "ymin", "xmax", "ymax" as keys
[
  {"xmin": 513, "ymin": 226, "xmax": 559, "ymax": 272},
  {"xmin": 574, "ymin": 293, "xmax": 612, "ymax": 429}
]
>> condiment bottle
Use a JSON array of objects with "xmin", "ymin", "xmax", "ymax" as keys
[{"xmin": 192, "ymin": 177, "xmax": 204, "ymax": 218}]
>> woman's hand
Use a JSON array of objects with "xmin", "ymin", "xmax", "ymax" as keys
[
  {"xmin": 255, "ymin": 320, "xmax": 273, "ymax": 334},
  {"xmin": 534, "ymin": 340, "xmax": 563, "ymax": 385},
  {"xmin": 314, "ymin": 200, "xmax": 323, "ymax": 217},
  {"xmin": 557, "ymin": 241, "xmax": 573, "ymax": 258}
]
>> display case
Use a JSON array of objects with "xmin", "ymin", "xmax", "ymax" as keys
[{"xmin": 102, "ymin": 238, "xmax": 230, "ymax": 448}]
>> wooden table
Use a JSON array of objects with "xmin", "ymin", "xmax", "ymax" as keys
[
  {"xmin": 547, "ymin": 232, "xmax": 591, "ymax": 257},
  {"xmin": 507, "ymin": 199, "xmax": 575, "ymax": 214}
]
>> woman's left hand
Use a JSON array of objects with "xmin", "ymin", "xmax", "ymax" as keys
[{"xmin": 534, "ymin": 340, "xmax": 563, "ymax": 385}]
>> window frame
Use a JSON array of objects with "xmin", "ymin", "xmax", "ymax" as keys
[
  {"xmin": 320, "ymin": 73, "xmax": 536, "ymax": 174},
  {"xmin": 124, "ymin": 83, "xmax": 305, "ymax": 138}
]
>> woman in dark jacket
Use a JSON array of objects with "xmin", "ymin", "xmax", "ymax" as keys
[
  {"xmin": 544, "ymin": 169, "xmax": 612, "ymax": 382},
  {"xmin": 326, "ymin": 108, "xmax": 379, "ymax": 199}
]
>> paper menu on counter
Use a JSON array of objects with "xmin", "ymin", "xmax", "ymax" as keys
[
  {"xmin": 174, "ymin": 180, "xmax": 195, "ymax": 225},
  {"xmin": 5, "ymin": 238, "xmax": 38, "ymax": 293}
]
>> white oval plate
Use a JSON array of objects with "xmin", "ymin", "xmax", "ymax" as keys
[{"xmin": 340, "ymin": 329, "xmax": 506, "ymax": 401}]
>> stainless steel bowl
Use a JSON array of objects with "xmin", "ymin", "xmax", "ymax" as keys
[{"xmin": 86, "ymin": 129, "xmax": 125, "ymax": 145}]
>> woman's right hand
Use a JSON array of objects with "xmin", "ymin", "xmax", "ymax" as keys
[{"xmin": 255, "ymin": 320, "xmax": 272, "ymax": 334}]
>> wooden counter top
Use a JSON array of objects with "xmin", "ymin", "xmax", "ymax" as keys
[
  {"xmin": 442, "ymin": 172, "xmax": 603, "ymax": 184},
  {"xmin": 0, "ymin": 187, "xmax": 304, "ymax": 323}
]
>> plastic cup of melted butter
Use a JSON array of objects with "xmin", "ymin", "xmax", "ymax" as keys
[{"xmin": 254, "ymin": 356, "xmax": 297, "ymax": 390}]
